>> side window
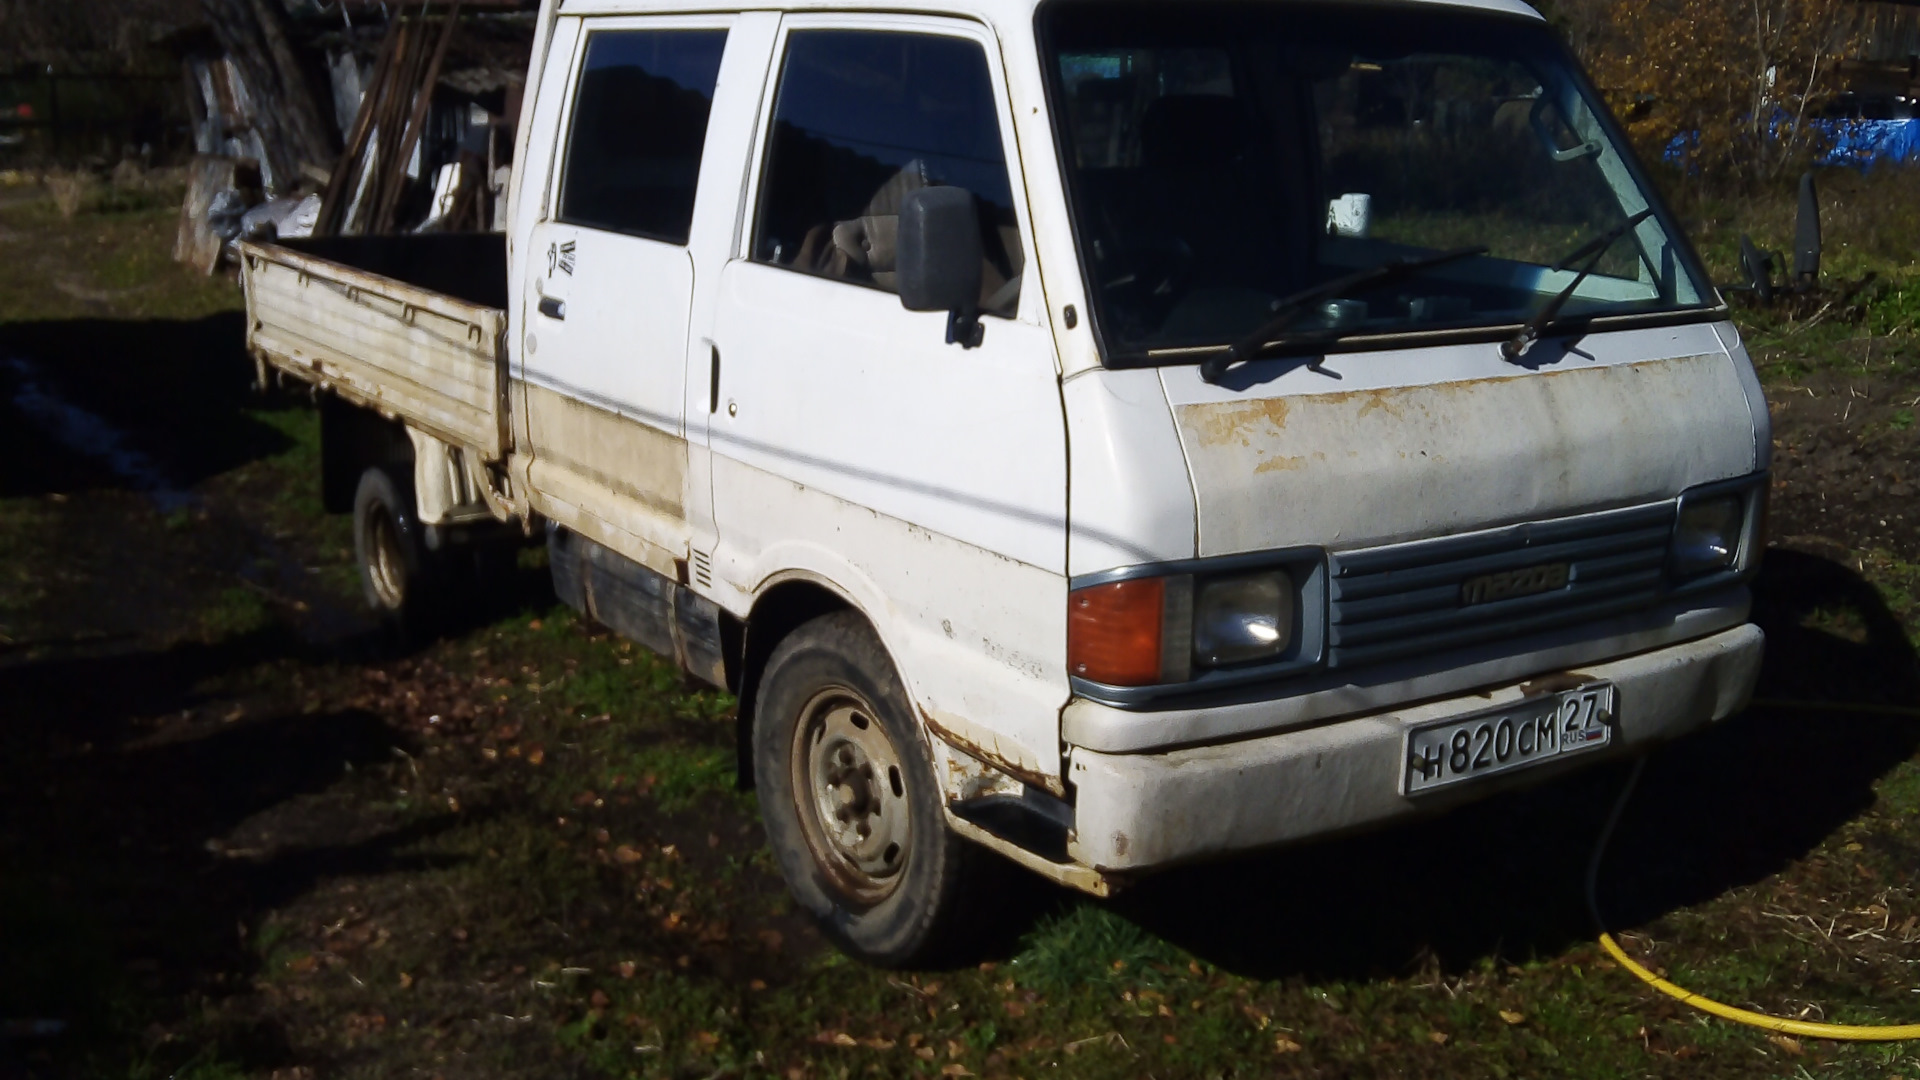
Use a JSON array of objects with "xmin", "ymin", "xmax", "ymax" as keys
[
  {"xmin": 752, "ymin": 29, "xmax": 1024, "ymax": 318},
  {"xmin": 557, "ymin": 28, "xmax": 728, "ymax": 244}
]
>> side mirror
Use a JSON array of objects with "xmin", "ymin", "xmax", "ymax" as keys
[{"xmin": 898, "ymin": 186, "xmax": 984, "ymax": 348}]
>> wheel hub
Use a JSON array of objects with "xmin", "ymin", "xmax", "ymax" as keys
[
  {"xmin": 793, "ymin": 691, "xmax": 912, "ymax": 901},
  {"xmin": 365, "ymin": 505, "xmax": 406, "ymax": 609}
]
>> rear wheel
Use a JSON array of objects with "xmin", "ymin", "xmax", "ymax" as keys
[
  {"xmin": 753, "ymin": 611, "xmax": 979, "ymax": 966},
  {"xmin": 352, "ymin": 466, "xmax": 436, "ymax": 630}
]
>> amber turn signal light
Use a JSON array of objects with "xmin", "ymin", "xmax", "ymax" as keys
[{"xmin": 1067, "ymin": 578, "xmax": 1165, "ymax": 686}]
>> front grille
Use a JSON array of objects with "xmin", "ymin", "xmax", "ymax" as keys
[{"xmin": 1325, "ymin": 502, "xmax": 1676, "ymax": 670}]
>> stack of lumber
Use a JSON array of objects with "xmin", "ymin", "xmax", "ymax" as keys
[{"xmin": 315, "ymin": 4, "xmax": 464, "ymax": 237}]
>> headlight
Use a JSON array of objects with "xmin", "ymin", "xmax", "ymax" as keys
[
  {"xmin": 1194, "ymin": 571, "xmax": 1294, "ymax": 667},
  {"xmin": 1067, "ymin": 556, "xmax": 1321, "ymax": 692},
  {"xmin": 1673, "ymin": 495, "xmax": 1743, "ymax": 577}
]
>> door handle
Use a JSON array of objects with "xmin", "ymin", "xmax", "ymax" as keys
[
  {"xmin": 538, "ymin": 296, "xmax": 566, "ymax": 321},
  {"xmin": 708, "ymin": 345, "xmax": 721, "ymax": 414}
]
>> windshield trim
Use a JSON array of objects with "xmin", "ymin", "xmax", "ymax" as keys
[{"xmin": 1035, "ymin": 0, "xmax": 1722, "ymax": 370}]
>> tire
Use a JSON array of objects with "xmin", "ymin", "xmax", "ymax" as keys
[
  {"xmin": 753, "ymin": 611, "xmax": 979, "ymax": 966},
  {"xmin": 352, "ymin": 466, "xmax": 436, "ymax": 629}
]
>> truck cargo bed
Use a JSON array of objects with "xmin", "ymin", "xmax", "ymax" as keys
[{"xmin": 239, "ymin": 234, "xmax": 510, "ymax": 459}]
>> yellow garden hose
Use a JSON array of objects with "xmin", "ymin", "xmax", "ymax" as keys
[{"xmin": 1588, "ymin": 757, "xmax": 1920, "ymax": 1041}]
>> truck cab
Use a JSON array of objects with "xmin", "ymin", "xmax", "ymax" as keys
[{"xmin": 244, "ymin": 0, "xmax": 1767, "ymax": 965}]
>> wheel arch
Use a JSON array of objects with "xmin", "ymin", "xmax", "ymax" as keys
[
  {"xmin": 733, "ymin": 574, "xmax": 870, "ymax": 792},
  {"xmin": 321, "ymin": 393, "xmax": 414, "ymax": 514}
]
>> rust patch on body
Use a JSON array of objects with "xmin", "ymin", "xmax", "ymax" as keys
[
  {"xmin": 1182, "ymin": 357, "xmax": 1710, "ymax": 451},
  {"xmin": 919, "ymin": 707, "xmax": 1064, "ymax": 796},
  {"xmin": 1517, "ymin": 671, "xmax": 1600, "ymax": 697},
  {"xmin": 1254, "ymin": 454, "xmax": 1308, "ymax": 473},
  {"xmin": 1188, "ymin": 397, "xmax": 1290, "ymax": 448}
]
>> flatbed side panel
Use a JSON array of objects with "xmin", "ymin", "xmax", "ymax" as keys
[{"xmin": 239, "ymin": 240, "xmax": 508, "ymax": 460}]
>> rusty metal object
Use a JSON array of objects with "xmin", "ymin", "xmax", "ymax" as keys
[{"xmin": 920, "ymin": 708, "xmax": 1063, "ymax": 798}]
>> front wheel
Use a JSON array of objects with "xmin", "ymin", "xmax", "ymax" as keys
[{"xmin": 753, "ymin": 611, "xmax": 980, "ymax": 966}]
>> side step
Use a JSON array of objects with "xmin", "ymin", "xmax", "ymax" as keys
[{"xmin": 946, "ymin": 787, "xmax": 1114, "ymax": 898}]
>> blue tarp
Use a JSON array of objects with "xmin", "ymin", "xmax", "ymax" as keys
[
  {"xmin": 1667, "ymin": 117, "xmax": 1920, "ymax": 170},
  {"xmin": 1814, "ymin": 118, "xmax": 1920, "ymax": 167}
]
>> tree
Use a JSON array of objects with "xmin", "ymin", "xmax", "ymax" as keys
[{"xmin": 1553, "ymin": 0, "xmax": 1859, "ymax": 186}]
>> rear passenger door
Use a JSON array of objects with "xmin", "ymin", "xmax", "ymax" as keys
[{"xmin": 521, "ymin": 19, "xmax": 729, "ymax": 577}]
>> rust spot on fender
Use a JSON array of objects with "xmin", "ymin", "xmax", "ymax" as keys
[
  {"xmin": 1254, "ymin": 454, "xmax": 1308, "ymax": 473},
  {"xmin": 1187, "ymin": 397, "xmax": 1289, "ymax": 448},
  {"xmin": 919, "ymin": 707, "xmax": 1065, "ymax": 797},
  {"xmin": 1517, "ymin": 671, "xmax": 1600, "ymax": 697}
]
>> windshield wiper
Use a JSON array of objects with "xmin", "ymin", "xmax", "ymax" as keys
[
  {"xmin": 1500, "ymin": 208, "xmax": 1654, "ymax": 362},
  {"xmin": 1200, "ymin": 245, "xmax": 1488, "ymax": 384}
]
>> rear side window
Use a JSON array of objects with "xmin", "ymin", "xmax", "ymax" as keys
[
  {"xmin": 752, "ymin": 29, "xmax": 1024, "ymax": 317},
  {"xmin": 557, "ymin": 28, "xmax": 728, "ymax": 244}
]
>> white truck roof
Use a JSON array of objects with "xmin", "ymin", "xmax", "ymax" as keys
[{"xmin": 554, "ymin": 0, "xmax": 1545, "ymax": 25}]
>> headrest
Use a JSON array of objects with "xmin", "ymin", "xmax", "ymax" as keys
[{"xmin": 1139, "ymin": 95, "xmax": 1247, "ymax": 167}]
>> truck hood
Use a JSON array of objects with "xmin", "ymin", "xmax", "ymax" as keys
[{"xmin": 1161, "ymin": 322, "xmax": 1764, "ymax": 556}]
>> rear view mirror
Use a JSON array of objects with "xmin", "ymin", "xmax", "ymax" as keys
[{"xmin": 898, "ymin": 186, "xmax": 985, "ymax": 348}]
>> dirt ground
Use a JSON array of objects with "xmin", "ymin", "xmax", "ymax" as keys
[{"xmin": 4, "ymin": 191, "xmax": 1920, "ymax": 1080}]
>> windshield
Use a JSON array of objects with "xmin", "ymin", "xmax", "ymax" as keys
[{"xmin": 1040, "ymin": 1, "xmax": 1713, "ymax": 361}]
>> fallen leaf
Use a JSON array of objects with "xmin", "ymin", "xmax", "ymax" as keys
[
  {"xmin": 286, "ymin": 954, "xmax": 317, "ymax": 974},
  {"xmin": 1274, "ymin": 1036, "xmax": 1303, "ymax": 1053},
  {"xmin": 696, "ymin": 1031, "xmax": 720, "ymax": 1048},
  {"xmin": 1003, "ymin": 1001, "xmax": 1026, "ymax": 1018},
  {"xmin": 749, "ymin": 979, "xmax": 767, "ymax": 991},
  {"xmin": 613, "ymin": 845, "xmax": 645, "ymax": 865},
  {"xmin": 939, "ymin": 1066, "xmax": 972, "ymax": 1078},
  {"xmin": 1845, "ymin": 842, "xmax": 1864, "ymax": 852},
  {"xmin": 914, "ymin": 1047, "xmax": 936, "ymax": 1060},
  {"xmin": 833, "ymin": 1032, "xmax": 858, "ymax": 1047},
  {"xmin": 398, "ymin": 972, "xmax": 413, "ymax": 989},
  {"xmin": 947, "ymin": 1039, "xmax": 965, "ymax": 1059},
  {"xmin": 1428, "ymin": 1031, "xmax": 1449, "ymax": 1045},
  {"xmin": 1498, "ymin": 1010, "xmax": 1525, "ymax": 1025},
  {"xmin": 615, "ymin": 961, "xmax": 636, "ymax": 978},
  {"xmin": 526, "ymin": 745, "xmax": 545, "ymax": 766},
  {"xmin": 863, "ymin": 1038, "xmax": 896, "ymax": 1050},
  {"xmin": 1768, "ymin": 1035, "xmax": 1804, "ymax": 1056}
]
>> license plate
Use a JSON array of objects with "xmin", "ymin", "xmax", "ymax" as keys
[{"xmin": 1402, "ymin": 683, "xmax": 1615, "ymax": 795}]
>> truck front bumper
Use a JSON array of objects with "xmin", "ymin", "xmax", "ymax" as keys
[{"xmin": 1065, "ymin": 623, "xmax": 1764, "ymax": 872}]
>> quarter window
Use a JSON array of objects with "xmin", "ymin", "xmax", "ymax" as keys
[
  {"xmin": 557, "ymin": 28, "xmax": 728, "ymax": 244},
  {"xmin": 753, "ymin": 29, "xmax": 1024, "ymax": 317}
]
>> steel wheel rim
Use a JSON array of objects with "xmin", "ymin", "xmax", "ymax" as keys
[
  {"xmin": 365, "ymin": 504, "xmax": 407, "ymax": 610},
  {"xmin": 789, "ymin": 686, "xmax": 913, "ymax": 904}
]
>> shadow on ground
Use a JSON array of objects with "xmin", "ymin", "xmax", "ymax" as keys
[
  {"xmin": 0, "ymin": 627, "xmax": 475, "ymax": 1076},
  {"xmin": 0, "ymin": 314, "xmax": 292, "ymax": 499},
  {"xmin": 1107, "ymin": 548, "xmax": 1920, "ymax": 981}
]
